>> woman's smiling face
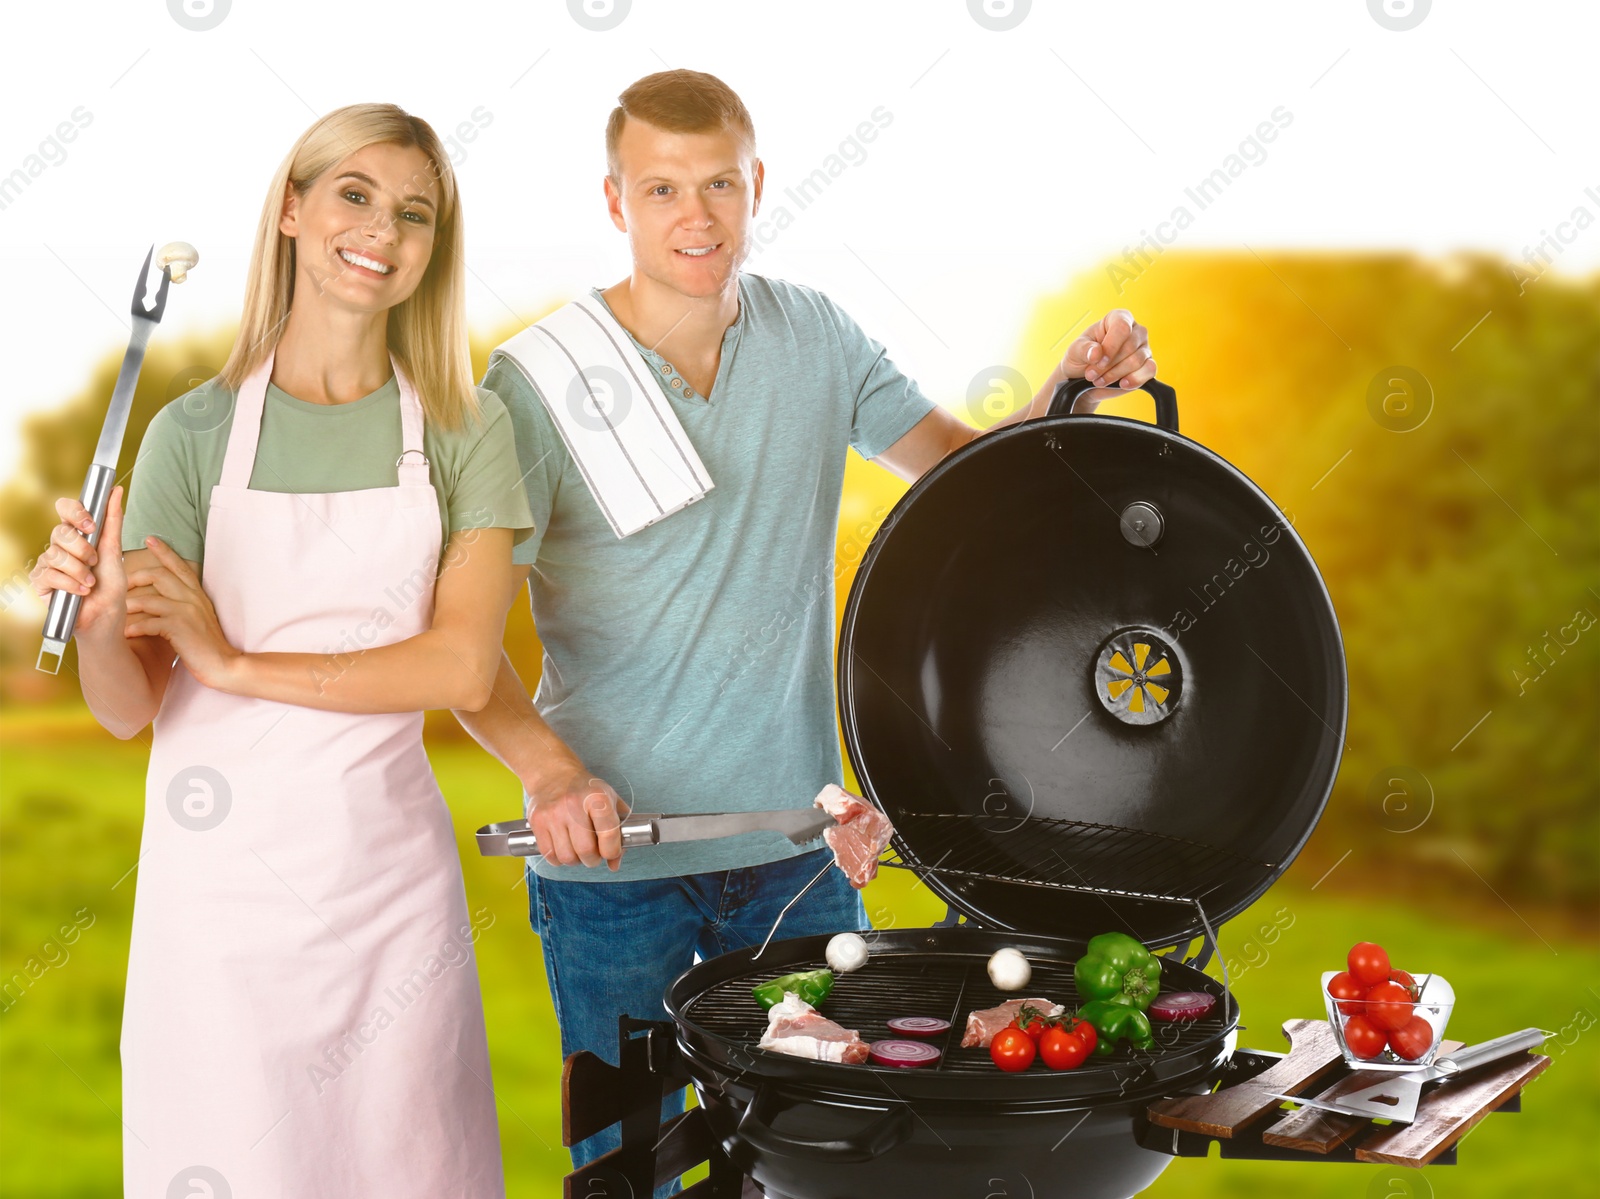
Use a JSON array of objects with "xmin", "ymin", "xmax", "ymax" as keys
[{"xmin": 279, "ymin": 141, "xmax": 442, "ymax": 312}]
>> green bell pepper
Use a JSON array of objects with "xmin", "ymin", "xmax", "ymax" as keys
[
  {"xmin": 1073, "ymin": 932, "xmax": 1162, "ymax": 1011},
  {"xmin": 752, "ymin": 968, "xmax": 834, "ymax": 1011},
  {"xmin": 1076, "ymin": 998, "xmax": 1155, "ymax": 1055}
]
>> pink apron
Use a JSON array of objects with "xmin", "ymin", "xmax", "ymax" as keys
[{"xmin": 121, "ymin": 351, "xmax": 505, "ymax": 1197}]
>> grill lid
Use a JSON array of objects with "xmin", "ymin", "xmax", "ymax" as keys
[{"xmin": 837, "ymin": 379, "xmax": 1346, "ymax": 948}]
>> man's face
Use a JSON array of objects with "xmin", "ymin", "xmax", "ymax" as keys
[{"xmin": 605, "ymin": 116, "xmax": 763, "ymax": 300}]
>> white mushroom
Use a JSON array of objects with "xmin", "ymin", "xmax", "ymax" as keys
[
  {"xmin": 825, "ymin": 932, "xmax": 869, "ymax": 974},
  {"xmin": 156, "ymin": 241, "xmax": 199, "ymax": 284},
  {"xmin": 987, "ymin": 947, "xmax": 1032, "ymax": 992}
]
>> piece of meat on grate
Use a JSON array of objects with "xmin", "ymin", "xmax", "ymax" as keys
[
  {"xmin": 960, "ymin": 997, "xmax": 1066, "ymax": 1048},
  {"xmin": 813, "ymin": 783, "xmax": 895, "ymax": 888},
  {"xmin": 758, "ymin": 992, "xmax": 870, "ymax": 1064}
]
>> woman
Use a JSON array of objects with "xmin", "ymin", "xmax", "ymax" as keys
[{"xmin": 29, "ymin": 104, "xmax": 531, "ymax": 1197}]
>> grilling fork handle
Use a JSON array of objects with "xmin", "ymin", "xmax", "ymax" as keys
[{"xmin": 37, "ymin": 463, "xmax": 116, "ymax": 674}]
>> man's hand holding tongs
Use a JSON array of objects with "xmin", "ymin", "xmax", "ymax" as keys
[{"xmin": 524, "ymin": 761, "xmax": 633, "ymax": 871}]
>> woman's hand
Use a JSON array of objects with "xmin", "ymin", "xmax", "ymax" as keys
[
  {"xmin": 124, "ymin": 537, "xmax": 243, "ymax": 691},
  {"xmin": 29, "ymin": 486, "xmax": 130, "ymax": 641}
]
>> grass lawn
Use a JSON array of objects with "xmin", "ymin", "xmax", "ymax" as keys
[{"xmin": 2, "ymin": 722, "xmax": 1595, "ymax": 1196}]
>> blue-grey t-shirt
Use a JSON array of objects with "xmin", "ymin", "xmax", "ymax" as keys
[{"xmin": 483, "ymin": 272, "xmax": 938, "ymax": 882}]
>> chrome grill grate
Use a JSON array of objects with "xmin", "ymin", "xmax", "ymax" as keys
[
  {"xmin": 682, "ymin": 946, "xmax": 1229, "ymax": 1078},
  {"xmin": 882, "ymin": 812, "xmax": 1276, "ymax": 905}
]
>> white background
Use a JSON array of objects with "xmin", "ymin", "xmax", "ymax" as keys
[{"xmin": 0, "ymin": 0, "xmax": 1594, "ymax": 484}]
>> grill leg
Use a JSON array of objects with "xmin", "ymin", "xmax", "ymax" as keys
[
  {"xmin": 699, "ymin": 1134, "xmax": 753, "ymax": 1198},
  {"xmin": 606, "ymin": 1016, "xmax": 757, "ymax": 1198}
]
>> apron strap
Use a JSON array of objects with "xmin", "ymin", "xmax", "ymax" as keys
[
  {"xmin": 218, "ymin": 350, "xmax": 430, "ymax": 489},
  {"xmin": 393, "ymin": 361, "xmax": 431, "ymax": 487},
  {"xmin": 219, "ymin": 351, "xmax": 274, "ymax": 490}
]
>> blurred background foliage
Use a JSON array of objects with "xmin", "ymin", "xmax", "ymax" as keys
[
  {"xmin": 1005, "ymin": 252, "xmax": 1600, "ymax": 913},
  {"xmin": 1, "ymin": 252, "xmax": 1596, "ymax": 1196}
]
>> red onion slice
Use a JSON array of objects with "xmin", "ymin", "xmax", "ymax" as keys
[
  {"xmin": 868, "ymin": 1039, "xmax": 944, "ymax": 1068},
  {"xmin": 1148, "ymin": 992, "xmax": 1218, "ymax": 1023},
  {"xmin": 885, "ymin": 1016, "xmax": 951, "ymax": 1038}
]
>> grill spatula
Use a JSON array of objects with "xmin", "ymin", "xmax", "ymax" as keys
[{"xmin": 1270, "ymin": 1026, "xmax": 1547, "ymax": 1124}]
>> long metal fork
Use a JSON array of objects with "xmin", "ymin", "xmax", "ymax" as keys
[
  {"xmin": 38, "ymin": 247, "xmax": 173, "ymax": 673},
  {"xmin": 751, "ymin": 856, "xmax": 837, "ymax": 961}
]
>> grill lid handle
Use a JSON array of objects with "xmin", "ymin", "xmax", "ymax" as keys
[
  {"xmin": 731, "ymin": 1083, "xmax": 913, "ymax": 1164},
  {"xmin": 1048, "ymin": 374, "xmax": 1179, "ymax": 430}
]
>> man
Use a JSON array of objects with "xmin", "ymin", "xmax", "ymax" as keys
[{"xmin": 455, "ymin": 70, "xmax": 1156, "ymax": 1193}]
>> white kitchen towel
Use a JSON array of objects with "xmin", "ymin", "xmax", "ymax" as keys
[{"xmin": 489, "ymin": 298, "xmax": 714, "ymax": 538}]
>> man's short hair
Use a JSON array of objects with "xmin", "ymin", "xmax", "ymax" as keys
[{"xmin": 605, "ymin": 69, "xmax": 757, "ymax": 182}]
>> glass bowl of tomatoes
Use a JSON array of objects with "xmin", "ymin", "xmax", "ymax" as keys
[{"xmin": 1322, "ymin": 969, "xmax": 1454, "ymax": 1070}]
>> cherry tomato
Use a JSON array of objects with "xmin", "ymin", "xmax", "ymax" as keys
[
  {"xmin": 1388, "ymin": 1015, "xmax": 1435, "ymax": 1062},
  {"xmin": 1365, "ymin": 981, "xmax": 1414, "ymax": 1032},
  {"xmin": 1347, "ymin": 942, "xmax": 1391, "ymax": 988},
  {"xmin": 1057, "ymin": 1014, "xmax": 1097, "ymax": 1056},
  {"xmin": 1007, "ymin": 1002, "xmax": 1062, "ymax": 1042},
  {"xmin": 1342, "ymin": 1014, "xmax": 1387, "ymax": 1059},
  {"xmin": 1389, "ymin": 969, "xmax": 1419, "ymax": 1000},
  {"xmin": 1039, "ymin": 1025, "xmax": 1091, "ymax": 1070},
  {"xmin": 990, "ymin": 1027, "xmax": 1037, "ymax": 1072},
  {"xmin": 1327, "ymin": 971, "xmax": 1369, "ymax": 1016}
]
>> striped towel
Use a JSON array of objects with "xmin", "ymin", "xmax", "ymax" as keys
[{"xmin": 489, "ymin": 298, "xmax": 713, "ymax": 537}]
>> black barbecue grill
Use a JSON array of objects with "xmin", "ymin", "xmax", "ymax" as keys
[
  {"xmin": 625, "ymin": 377, "xmax": 1348, "ymax": 1198},
  {"xmin": 561, "ymin": 377, "xmax": 1381, "ymax": 1199}
]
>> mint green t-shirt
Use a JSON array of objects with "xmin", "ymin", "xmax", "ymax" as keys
[
  {"xmin": 122, "ymin": 374, "xmax": 534, "ymax": 570},
  {"xmin": 484, "ymin": 272, "xmax": 939, "ymax": 882}
]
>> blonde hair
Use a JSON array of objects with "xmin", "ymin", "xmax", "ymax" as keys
[
  {"xmin": 220, "ymin": 103, "xmax": 479, "ymax": 430},
  {"xmin": 605, "ymin": 70, "xmax": 757, "ymax": 182}
]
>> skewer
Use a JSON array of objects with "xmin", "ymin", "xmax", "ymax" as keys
[
  {"xmin": 752, "ymin": 856, "xmax": 836, "ymax": 961},
  {"xmin": 1193, "ymin": 897, "xmax": 1234, "ymax": 1023}
]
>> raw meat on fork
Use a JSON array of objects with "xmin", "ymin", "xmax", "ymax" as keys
[{"xmin": 813, "ymin": 784, "xmax": 895, "ymax": 888}]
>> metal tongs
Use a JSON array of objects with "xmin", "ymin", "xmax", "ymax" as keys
[
  {"xmin": 1271, "ymin": 1027, "xmax": 1549, "ymax": 1124},
  {"xmin": 478, "ymin": 805, "xmax": 852, "ymax": 959},
  {"xmin": 475, "ymin": 807, "xmax": 837, "ymax": 857},
  {"xmin": 37, "ymin": 246, "xmax": 174, "ymax": 673}
]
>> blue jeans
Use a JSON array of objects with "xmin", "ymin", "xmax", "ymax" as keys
[{"xmin": 528, "ymin": 848, "xmax": 868, "ymax": 1198}]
